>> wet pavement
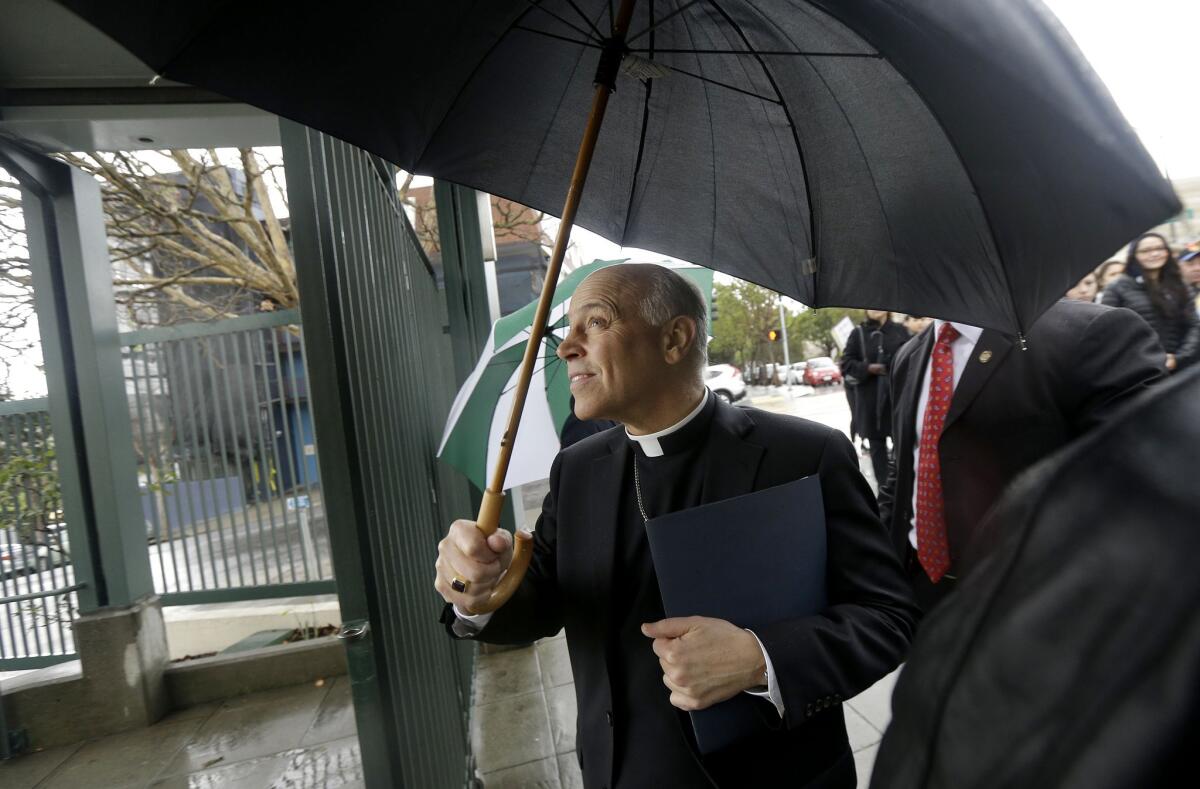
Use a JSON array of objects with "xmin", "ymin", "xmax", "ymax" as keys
[{"xmin": 0, "ymin": 676, "xmax": 360, "ymax": 789}]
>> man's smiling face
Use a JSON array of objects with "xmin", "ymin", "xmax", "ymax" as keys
[{"xmin": 556, "ymin": 269, "xmax": 664, "ymax": 424}]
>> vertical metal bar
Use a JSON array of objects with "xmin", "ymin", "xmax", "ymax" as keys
[
  {"xmin": 128, "ymin": 346, "xmax": 167, "ymax": 593},
  {"xmin": 44, "ymin": 409, "xmax": 71, "ymax": 655},
  {"xmin": 6, "ymin": 413, "xmax": 35, "ymax": 659},
  {"xmin": 20, "ymin": 411, "xmax": 48, "ymax": 658},
  {"xmin": 294, "ymin": 330, "xmax": 328, "ymax": 578},
  {"xmin": 1, "ymin": 414, "xmax": 21, "ymax": 659},
  {"xmin": 204, "ymin": 335, "xmax": 246, "ymax": 587},
  {"xmin": 179, "ymin": 338, "xmax": 221, "ymax": 588},
  {"xmin": 266, "ymin": 329, "xmax": 306, "ymax": 579},
  {"xmin": 281, "ymin": 324, "xmax": 318, "ymax": 579},
  {"xmin": 228, "ymin": 332, "xmax": 271, "ymax": 584},
  {"xmin": 162, "ymin": 341, "xmax": 200, "ymax": 593},
  {"xmin": 243, "ymin": 330, "xmax": 287, "ymax": 583},
  {"xmin": 143, "ymin": 345, "xmax": 181, "ymax": 594},
  {"xmin": 217, "ymin": 330, "xmax": 261, "ymax": 582},
  {"xmin": 190, "ymin": 339, "xmax": 235, "ymax": 588},
  {"xmin": 256, "ymin": 329, "xmax": 299, "ymax": 582}
]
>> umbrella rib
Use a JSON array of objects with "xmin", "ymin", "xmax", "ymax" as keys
[
  {"xmin": 620, "ymin": 0, "xmax": 657, "ymax": 243},
  {"xmin": 498, "ymin": 357, "xmax": 564, "ymax": 398},
  {"xmin": 559, "ymin": 0, "xmax": 607, "ymax": 40},
  {"xmin": 519, "ymin": 0, "xmax": 602, "ymax": 43},
  {"xmin": 627, "ymin": 0, "xmax": 704, "ymax": 44},
  {"xmin": 627, "ymin": 48, "xmax": 882, "ymax": 57},
  {"xmin": 514, "ymin": 25, "xmax": 604, "ymax": 49},
  {"xmin": 704, "ymin": 0, "xmax": 820, "ymax": 269},
  {"xmin": 658, "ymin": 62, "xmax": 781, "ymax": 105},
  {"xmin": 677, "ymin": 8, "xmax": 720, "ymax": 265}
]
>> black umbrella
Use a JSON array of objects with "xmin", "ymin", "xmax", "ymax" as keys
[
  {"xmin": 57, "ymin": 0, "xmax": 1179, "ymax": 609},
  {"xmin": 57, "ymin": 0, "xmax": 1179, "ymax": 333}
]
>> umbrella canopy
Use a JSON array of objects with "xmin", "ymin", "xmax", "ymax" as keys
[
  {"xmin": 438, "ymin": 259, "xmax": 714, "ymax": 491},
  {"xmin": 59, "ymin": 0, "xmax": 1178, "ymax": 334}
]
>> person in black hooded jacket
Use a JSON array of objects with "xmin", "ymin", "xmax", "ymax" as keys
[
  {"xmin": 839, "ymin": 311, "xmax": 911, "ymax": 489},
  {"xmin": 1102, "ymin": 232, "xmax": 1200, "ymax": 372}
]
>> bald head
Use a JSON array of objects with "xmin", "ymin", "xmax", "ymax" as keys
[
  {"xmin": 585, "ymin": 264, "xmax": 708, "ymax": 374},
  {"xmin": 557, "ymin": 264, "xmax": 709, "ymax": 431}
]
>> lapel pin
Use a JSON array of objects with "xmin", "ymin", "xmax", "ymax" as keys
[{"xmin": 978, "ymin": 350, "xmax": 993, "ymax": 364}]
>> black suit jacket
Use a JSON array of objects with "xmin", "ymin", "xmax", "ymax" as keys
[
  {"xmin": 878, "ymin": 299, "xmax": 1164, "ymax": 574},
  {"xmin": 872, "ymin": 364, "xmax": 1200, "ymax": 789},
  {"xmin": 452, "ymin": 399, "xmax": 917, "ymax": 788}
]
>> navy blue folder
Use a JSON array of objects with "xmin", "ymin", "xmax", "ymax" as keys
[{"xmin": 645, "ymin": 474, "xmax": 827, "ymax": 754}]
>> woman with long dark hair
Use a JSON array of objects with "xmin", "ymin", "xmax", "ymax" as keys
[{"xmin": 1101, "ymin": 232, "xmax": 1199, "ymax": 372}]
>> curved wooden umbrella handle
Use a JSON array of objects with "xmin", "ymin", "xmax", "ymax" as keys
[
  {"xmin": 458, "ymin": 0, "xmax": 638, "ymax": 615},
  {"xmin": 465, "ymin": 488, "xmax": 534, "ymax": 615}
]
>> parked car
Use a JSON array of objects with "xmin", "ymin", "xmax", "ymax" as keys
[
  {"xmin": 705, "ymin": 364, "xmax": 746, "ymax": 403},
  {"xmin": 0, "ymin": 527, "xmax": 71, "ymax": 579},
  {"xmin": 0, "ymin": 543, "xmax": 32, "ymax": 580},
  {"xmin": 35, "ymin": 525, "xmax": 70, "ymax": 572},
  {"xmin": 803, "ymin": 356, "xmax": 843, "ymax": 386},
  {"xmin": 785, "ymin": 362, "xmax": 808, "ymax": 384}
]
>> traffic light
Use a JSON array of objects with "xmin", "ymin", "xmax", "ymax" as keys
[{"xmin": 767, "ymin": 328, "xmax": 779, "ymax": 342}]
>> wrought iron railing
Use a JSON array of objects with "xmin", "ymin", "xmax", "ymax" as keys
[
  {"xmin": 0, "ymin": 398, "xmax": 79, "ymax": 669},
  {"xmin": 120, "ymin": 309, "xmax": 335, "ymax": 605}
]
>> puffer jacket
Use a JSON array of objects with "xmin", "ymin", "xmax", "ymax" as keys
[{"xmin": 1101, "ymin": 274, "xmax": 1200, "ymax": 365}]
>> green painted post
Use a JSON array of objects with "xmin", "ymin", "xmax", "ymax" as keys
[
  {"xmin": 433, "ymin": 181, "xmax": 521, "ymax": 534},
  {"xmin": 4, "ymin": 143, "xmax": 154, "ymax": 610},
  {"xmin": 434, "ymin": 181, "xmax": 493, "ymax": 383}
]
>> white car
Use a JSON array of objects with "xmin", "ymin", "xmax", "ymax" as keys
[{"xmin": 705, "ymin": 364, "xmax": 746, "ymax": 403}]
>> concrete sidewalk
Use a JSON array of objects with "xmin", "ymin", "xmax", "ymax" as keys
[
  {"xmin": 0, "ymin": 677, "xmax": 359, "ymax": 788},
  {"xmin": 470, "ymin": 630, "xmax": 899, "ymax": 789}
]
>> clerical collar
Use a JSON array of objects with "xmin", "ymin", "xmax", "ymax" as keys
[{"xmin": 625, "ymin": 391, "xmax": 713, "ymax": 458}]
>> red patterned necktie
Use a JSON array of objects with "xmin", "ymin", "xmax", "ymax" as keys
[{"xmin": 915, "ymin": 322, "xmax": 959, "ymax": 582}]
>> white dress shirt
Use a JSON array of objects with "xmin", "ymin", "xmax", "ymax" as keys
[
  {"xmin": 908, "ymin": 321, "xmax": 983, "ymax": 549},
  {"xmin": 456, "ymin": 393, "xmax": 786, "ymax": 716}
]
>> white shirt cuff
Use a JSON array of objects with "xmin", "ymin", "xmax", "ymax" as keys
[
  {"xmin": 453, "ymin": 604, "xmax": 495, "ymax": 630},
  {"xmin": 742, "ymin": 629, "xmax": 785, "ymax": 718}
]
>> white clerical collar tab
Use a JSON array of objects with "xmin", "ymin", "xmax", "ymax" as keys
[{"xmin": 625, "ymin": 392, "xmax": 709, "ymax": 458}]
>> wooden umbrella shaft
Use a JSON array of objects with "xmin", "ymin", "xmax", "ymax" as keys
[{"xmin": 470, "ymin": 0, "xmax": 639, "ymax": 614}]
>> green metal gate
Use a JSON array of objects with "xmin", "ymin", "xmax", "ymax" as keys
[{"xmin": 281, "ymin": 122, "xmax": 477, "ymax": 788}]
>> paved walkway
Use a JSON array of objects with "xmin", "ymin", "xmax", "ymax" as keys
[{"xmin": 0, "ymin": 677, "xmax": 360, "ymax": 788}]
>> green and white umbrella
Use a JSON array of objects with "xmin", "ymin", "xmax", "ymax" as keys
[{"xmin": 438, "ymin": 259, "xmax": 714, "ymax": 492}]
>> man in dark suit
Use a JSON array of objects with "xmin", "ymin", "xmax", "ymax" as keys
[
  {"xmin": 435, "ymin": 264, "xmax": 917, "ymax": 789},
  {"xmin": 878, "ymin": 298, "xmax": 1164, "ymax": 611}
]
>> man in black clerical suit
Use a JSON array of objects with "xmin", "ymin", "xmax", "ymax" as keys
[
  {"xmin": 434, "ymin": 264, "xmax": 917, "ymax": 789},
  {"xmin": 878, "ymin": 298, "xmax": 1164, "ymax": 611}
]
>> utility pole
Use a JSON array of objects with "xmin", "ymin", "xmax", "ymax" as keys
[{"xmin": 778, "ymin": 297, "xmax": 792, "ymax": 394}]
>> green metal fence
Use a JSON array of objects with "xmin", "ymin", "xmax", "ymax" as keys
[
  {"xmin": 282, "ymin": 121, "xmax": 477, "ymax": 788},
  {"xmin": 120, "ymin": 310, "xmax": 335, "ymax": 605},
  {"xmin": 0, "ymin": 398, "xmax": 80, "ymax": 669}
]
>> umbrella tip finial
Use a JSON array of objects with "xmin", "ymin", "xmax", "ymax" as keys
[{"xmin": 1017, "ymin": 332, "xmax": 1028, "ymax": 351}]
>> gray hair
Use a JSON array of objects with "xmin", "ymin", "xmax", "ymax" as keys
[{"xmin": 634, "ymin": 265, "xmax": 709, "ymax": 373}]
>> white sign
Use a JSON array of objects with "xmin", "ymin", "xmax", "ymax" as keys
[
  {"xmin": 286, "ymin": 495, "xmax": 311, "ymax": 511},
  {"xmin": 831, "ymin": 316, "xmax": 855, "ymax": 351}
]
